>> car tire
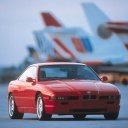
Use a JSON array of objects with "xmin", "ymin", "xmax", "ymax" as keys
[
  {"xmin": 36, "ymin": 94, "xmax": 52, "ymax": 120},
  {"xmin": 104, "ymin": 112, "xmax": 119, "ymax": 120},
  {"xmin": 73, "ymin": 114, "xmax": 86, "ymax": 120},
  {"xmin": 8, "ymin": 94, "xmax": 24, "ymax": 119}
]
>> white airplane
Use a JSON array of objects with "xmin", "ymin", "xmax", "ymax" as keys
[
  {"xmin": 84, "ymin": 3, "xmax": 128, "ymax": 51},
  {"xmin": 33, "ymin": 3, "xmax": 128, "ymax": 66},
  {"xmin": 82, "ymin": 3, "xmax": 128, "ymax": 64}
]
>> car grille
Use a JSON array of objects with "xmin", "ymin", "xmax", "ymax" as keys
[
  {"xmin": 67, "ymin": 96, "xmax": 79, "ymax": 100},
  {"xmin": 83, "ymin": 95, "xmax": 97, "ymax": 100},
  {"xmin": 99, "ymin": 96, "xmax": 108, "ymax": 100},
  {"xmin": 99, "ymin": 95, "xmax": 120, "ymax": 100}
]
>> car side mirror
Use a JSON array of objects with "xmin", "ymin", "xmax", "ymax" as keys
[
  {"xmin": 26, "ymin": 77, "xmax": 35, "ymax": 83},
  {"xmin": 101, "ymin": 76, "xmax": 108, "ymax": 82}
]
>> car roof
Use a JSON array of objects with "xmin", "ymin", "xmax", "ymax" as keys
[{"xmin": 31, "ymin": 62, "xmax": 86, "ymax": 67}]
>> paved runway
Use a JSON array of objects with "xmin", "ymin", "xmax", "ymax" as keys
[{"xmin": 0, "ymin": 83, "xmax": 128, "ymax": 128}]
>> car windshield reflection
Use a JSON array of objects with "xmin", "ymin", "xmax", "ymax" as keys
[{"xmin": 38, "ymin": 65, "xmax": 100, "ymax": 81}]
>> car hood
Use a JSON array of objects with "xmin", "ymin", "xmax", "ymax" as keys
[{"xmin": 39, "ymin": 80, "xmax": 119, "ymax": 95}]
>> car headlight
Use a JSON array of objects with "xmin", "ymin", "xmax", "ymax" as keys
[
  {"xmin": 49, "ymin": 96, "xmax": 79, "ymax": 100},
  {"xmin": 108, "ymin": 96, "xmax": 115, "ymax": 100},
  {"xmin": 108, "ymin": 95, "xmax": 120, "ymax": 101},
  {"xmin": 49, "ymin": 96, "xmax": 67, "ymax": 100}
]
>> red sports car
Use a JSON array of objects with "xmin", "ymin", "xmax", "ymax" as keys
[{"xmin": 8, "ymin": 62, "xmax": 120, "ymax": 120}]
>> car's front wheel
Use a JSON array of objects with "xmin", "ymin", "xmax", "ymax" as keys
[
  {"xmin": 73, "ymin": 114, "xmax": 86, "ymax": 120},
  {"xmin": 36, "ymin": 94, "xmax": 52, "ymax": 120},
  {"xmin": 104, "ymin": 112, "xmax": 119, "ymax": 120},
  {"xmin": 8, "ymin": 94, "xmax": 24, "ymax": 119}
]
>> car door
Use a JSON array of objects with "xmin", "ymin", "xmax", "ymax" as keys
[{"xmin": 15, "ymin": 66, "xmax": 37, "ymax": 108}]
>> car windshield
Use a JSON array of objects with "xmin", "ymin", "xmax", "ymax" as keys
[{"xmin": 38, "ymin": 64, "xmax": 100, "ymax": 81}]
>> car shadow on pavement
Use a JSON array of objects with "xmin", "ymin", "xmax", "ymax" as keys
[
  {"xmin": 21, "ymin": 114, "xmax": 128, "ymax": 121},
  {"xmin": 22, "ymin": 117, "xmax": 105, "ymax": 121},
  {"xmin": 22, "ymin": 117, "xmax": 128, "ymax": 121}
]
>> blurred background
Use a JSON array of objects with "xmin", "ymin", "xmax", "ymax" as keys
[{"xmin": 0, "ymin": 0, "xmax": 128, "ymax": 84}]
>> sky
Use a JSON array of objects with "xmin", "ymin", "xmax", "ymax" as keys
[{"xmin": 0, "ymin": 0, "xmax": 128, "ymax": 67}]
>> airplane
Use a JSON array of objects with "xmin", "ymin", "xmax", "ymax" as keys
[
  {"xmin": 82, "ymin": 3, "xmax": 128, "ymax": 50},
  {"xmin": 82, "ymin": 3, "xmax": 128, "ymax": 64},
  {"xmin": 33, "ymin": 7, "xmax": 128, "ymax": 66},
  {"xmin": 34, "ymin": 12, "xmax": 99, "ymax": 66}
]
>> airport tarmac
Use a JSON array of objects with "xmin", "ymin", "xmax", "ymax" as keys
[{"xmin": 0, "ymin": 83, "xmax": 128, "ymax": 128}]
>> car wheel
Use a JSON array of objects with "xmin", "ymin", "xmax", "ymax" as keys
[
  {"xmin": 73, "ymin": 114, "xmax": 86, "ymax": 120},
  {"xmin": 8, "ymin": 94, "xmax": 24, "ymax": 119},
  {"xmin": 36, "ymin": 94, "xmax": 52, "ymax": 120},
  {"xmin": 104, "ymin": 112, "xmax": 119, "ymax": 120}
]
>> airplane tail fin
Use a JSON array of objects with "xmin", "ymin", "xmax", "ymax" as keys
[
  {"xmin": 82, "ymin": 3, "xmax": 111, "ymax": 37},
  {"xmin": 41, "ymin": 12, "xmax": 62, "ymax": 27},
  {"xmin": 82, "ymin": 3, "xmax": 127, "ymax": 64}
]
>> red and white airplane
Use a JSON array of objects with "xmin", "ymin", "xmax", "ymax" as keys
[{"xmin": 33, "ymin": 3, "xmax": 128, "ymax": 66}]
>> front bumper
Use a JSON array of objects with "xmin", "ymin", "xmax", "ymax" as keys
[{"xmin": 44, "ymin": 96, "xmax": 120, "ymax": 115}]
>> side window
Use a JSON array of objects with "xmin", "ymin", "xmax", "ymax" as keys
[{"xmin": 18, "ymin": 66, "xmax": 37, "ymax": 82}]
